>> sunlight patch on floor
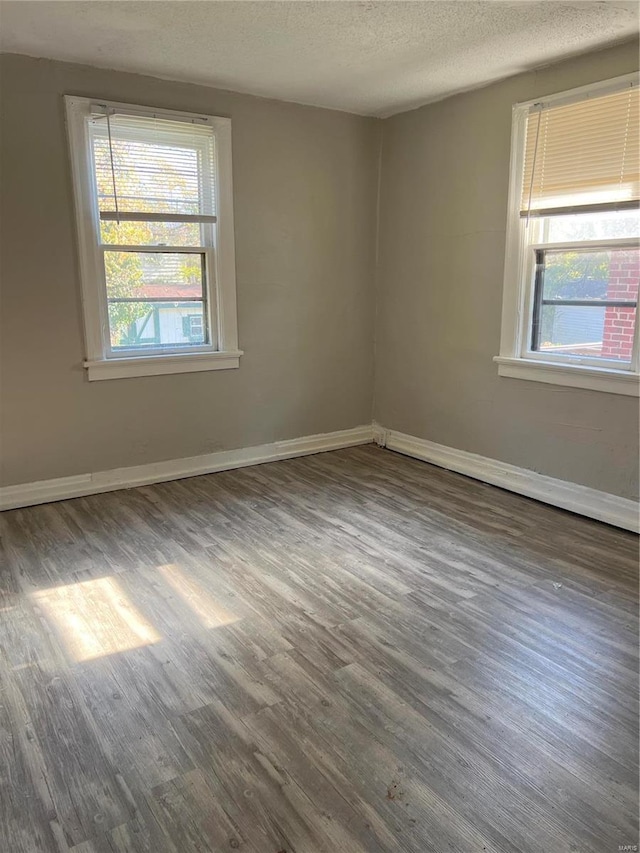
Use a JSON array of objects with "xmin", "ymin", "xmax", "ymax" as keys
[
  {"xmin": 157, "ymin": 563, "xmax": 239, "ymax": 629},
  {"xmin": 30, "ymin": 576, "xmax": 161, "ymax": 662}
]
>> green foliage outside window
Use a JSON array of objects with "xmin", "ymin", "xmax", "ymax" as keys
[{"xmin": 540, "ymin": 251, "xmax": 609, "ymax": 347}]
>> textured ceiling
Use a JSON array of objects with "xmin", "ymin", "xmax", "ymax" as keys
[{"xmin": 0, "ymin": 1, "xmax": 638, "ymax": 116}]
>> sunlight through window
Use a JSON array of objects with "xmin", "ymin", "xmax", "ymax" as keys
[
  {"xmin": 157, "ymin": 564, "xmax": 239, "ymax": 629},
  {"xmin": 31, "ymin": 576, "xmax": 161, "ymax": 662}
]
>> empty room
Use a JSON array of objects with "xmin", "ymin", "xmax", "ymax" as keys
[{"xmin": 0, "ymin": 1, "xmax": 639, "ymax": 851}]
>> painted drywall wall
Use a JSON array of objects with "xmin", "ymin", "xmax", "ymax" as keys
[
  {"xmin": 2, "ymin": 44, "xmax": 639, "ymax": 501},
  {"xmin": 374, "ymin": 40, "xmax": 639, "ymax": 501},
  {"xmin": 0, "ymin": 54, "xmax": 379, "ymax": 485}
]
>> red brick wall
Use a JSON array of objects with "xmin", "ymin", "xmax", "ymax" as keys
[{"xmin": 601, "ymin": 250, "xmax": 639, "ymax": 360}]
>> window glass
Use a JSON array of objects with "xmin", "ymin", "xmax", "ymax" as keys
[
  {"xmin": 100, "ymin": 220, "xmax": 202, "ymax": 247},
  {"xmin": 104, "ymin": 252, "xmax": 206, "ymax": 349},
  {"xmin": 532, "ymin": 247, "xmax": 639, "ymax": 362},
  {"xmin": 544, "ymin": 210, "xmax": 640, "ymax": 243},
  {"xmin": 108, "ymin": 302, "xmax": 206, "ymax": 350}
]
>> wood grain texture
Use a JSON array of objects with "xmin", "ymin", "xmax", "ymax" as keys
[{"xmin": 0, "ymin": 444, "xmax": 637, "ymax": 853}]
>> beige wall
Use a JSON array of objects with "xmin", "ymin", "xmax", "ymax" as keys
[
  {"xmin": 0, "ymin": 55, "xmax": 379, "ymax": 485},
  {"xmin": 2, "ymin": 45, "xmax": 639, "ymax": 500},
  {"xmin": 374, "ymin": 40, "xmax": 639, "ymax": 501}
]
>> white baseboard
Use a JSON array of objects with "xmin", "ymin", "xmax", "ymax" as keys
[
  {"xmin": 372, "ymin": 421, "xmax": 388, "ymax": 447},
  {"xmin": 376, "ymin": 425, "xmax": 639, "ymax": 534},
  {"xmin": 0, "ymin": 425, "xmax": 374, "ymax": 511},
  {"xmin": 2, "ymin": 421, "xmax": 637, "ymax": 533}
]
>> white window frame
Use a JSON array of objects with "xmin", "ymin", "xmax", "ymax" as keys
[
  {"xmin": 65, "ymin": 96, "xmax": 242, "ymax": 380},
  {"xmin": 495, "ymin": 73, "xmax": 639, "ymax": 398}
]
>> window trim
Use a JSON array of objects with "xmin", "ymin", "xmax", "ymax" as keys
[
  {"xmin": 65, "ymin": 96, "xmax": 242, "ymax": 380},
  {"xmin": 495, "ymin": 73, "xmax": 639, "ymax": 397}
]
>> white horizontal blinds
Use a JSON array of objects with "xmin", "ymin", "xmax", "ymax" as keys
[
  {"xmin": 521, "ymin": 85, "xmax": 640, "ymax": 217},
  {"xmin": 88, "ymin": 111, "xmax": 216, "ymax": 220}
]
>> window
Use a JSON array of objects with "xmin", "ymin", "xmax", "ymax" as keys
[
  {"xmin": 65, "ymin": 97, "xmax": 241, "ymax": 380},
  {"xmin": 496, "ymin": 75, "xmax": 639, "ymax": 396},
  {"xmin": 182, "ymin": 313, "xmax": 205, "ymax": 342}
]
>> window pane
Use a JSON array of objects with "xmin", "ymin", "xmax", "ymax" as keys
[
  {"xmin": 104, "ymin": 252, "xmax": 207, "ymax": 349},
  {"xmin": 537, "ymin": 305, "xmax": 637, "ymax": 361},
  {"xmin": 100, "ymin": 219, "xmax": 202, "ymax": 247},
  {"xmin": 108, "ymin": 301, "xmax": 206, "ymax": 350},
  {"xmin": 539, "ymin": 248, "xmax": 640, "ymax": 302},
  {"xmin": 544, "ymin": 209, "xmax": 640, "ymax": 243},
  {"xmin": 104, "ymin": 252, "xmax": 204, "ymax": 301},
  {"xmin": 533, "ymin": 247, "xmax": 639, "ymax": 362}
]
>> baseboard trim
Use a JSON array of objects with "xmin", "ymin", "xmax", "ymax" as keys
[
  {"xmin": 379, "ymin": 426, "xmax": 639, "ymax": 534},
  {"xmin": 0, "ymin": 425, "xmax": 374, "ymax": 511},
  {"xmin": 3, "ymin": 422, "xmax": 637, "ymax": 532}
]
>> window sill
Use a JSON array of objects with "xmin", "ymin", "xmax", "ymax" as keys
[
  {"xmin": 84, "ymin": 350, "xmax": 243, "ymax": 381},
  {"xmin": 493, "ymin": 356, "xmax": 639, "ymax": 396}
]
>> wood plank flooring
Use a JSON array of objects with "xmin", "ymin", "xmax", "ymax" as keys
[{"xmin": 0, "ymin": 444, "xmax": 638, "ymax": 853}]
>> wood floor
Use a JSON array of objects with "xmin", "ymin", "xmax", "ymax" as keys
[{"xmin": 0, "ymin": 444, "xmax": 638, "ymax": 853}]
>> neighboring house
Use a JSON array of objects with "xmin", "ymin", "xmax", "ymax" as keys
[
  {"xmin": 601, "ymin": 249, "xmax": 638, "ymax": 360},
  {"xmin": 122, "ymin": 298, "xmax": 205, "ymax": 347},
  {"xmin": 548, "ymin": 304, "xmax": 605, "ymax": 352}
]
